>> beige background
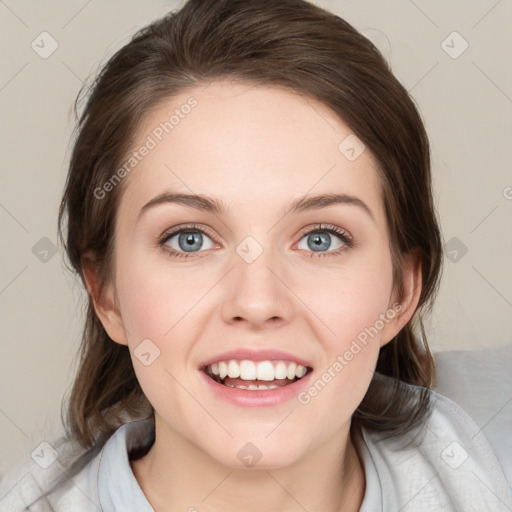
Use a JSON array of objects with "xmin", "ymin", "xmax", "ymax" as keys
[{"xmin": 1, "ymin": 0, "xmax": 511, "ymax": 477}]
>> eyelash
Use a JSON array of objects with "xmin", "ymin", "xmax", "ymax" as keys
[
  {"xmin": 158, "ymin": 223, "xmax": 354, "ymax": 260},
  {"xmin": 297, "ymin": 223, "xmax": 354, "ymax": 256},
  {"xmin": 158, "ymin": 223, "xmax": 218, "ymax": 260}
]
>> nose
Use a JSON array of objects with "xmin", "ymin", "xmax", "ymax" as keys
[{"xmin": 219, "ymin": 246, "xmax": 295, "ymax": 330}]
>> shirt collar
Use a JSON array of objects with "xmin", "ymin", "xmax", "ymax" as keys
[{"xmin": 97, "ymin": 418, "xmax": 155, "ymax": 511}]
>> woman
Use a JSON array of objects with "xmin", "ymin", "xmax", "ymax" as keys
[{"xmin": 1, "ymin": 0, "xmax": 510, "ymax": 510}]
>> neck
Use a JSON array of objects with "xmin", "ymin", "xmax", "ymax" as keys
[{"xmin": 131, "ymin": 418, "xmax": 365, "ymax": 512}]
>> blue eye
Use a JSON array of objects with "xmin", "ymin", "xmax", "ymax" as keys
[
  {"xmin": 297, "ymin": 226, "xmax": 351, "ymax": 253},
  {"xmin": 159, "ymin": 223, "xmax": 352, "ymax": 260},
  {"xmin": 161, "ymin": 228, "xmax": 215, "ymax": 254}
]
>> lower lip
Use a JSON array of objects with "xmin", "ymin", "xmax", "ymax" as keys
[{"xmin": 199, "ymin": 370, "xmax": 313, "ymax": 407}]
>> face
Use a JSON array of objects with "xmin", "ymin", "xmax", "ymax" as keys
[{"xmin": 94, "ymin": 81, "xmax": 416, "ymax": 469}]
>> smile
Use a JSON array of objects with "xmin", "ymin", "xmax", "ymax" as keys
[{"xmin": 203, "ymin": 359, "xmax": 312, "ymax": 390}]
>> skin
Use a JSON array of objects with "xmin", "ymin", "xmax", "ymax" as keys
[{"xmin": 85, "ymin": 81, "xmax": 422, "ymax": 512}]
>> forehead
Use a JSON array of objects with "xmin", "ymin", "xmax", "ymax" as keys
[{"xmin": 119, "ymin": 80, "xmax": 385, "ymax": 224}]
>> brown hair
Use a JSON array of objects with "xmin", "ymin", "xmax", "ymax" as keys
[{"xmin": 58, "ymin": 0, "xmax": 443, "ymax": 452}]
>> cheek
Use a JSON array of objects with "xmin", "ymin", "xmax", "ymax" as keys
[
  {"xmin": 295, "ymin": 273, "xmax": 394, "ymax": 433},
  {"xmin": 294, "ymin": 250, "xmax": 394, "ymax": 407},
  {"xmin": 115, "ymin": 252, "xmax": 214, "ymax": 343},
  {"xmin": 113, "ymin": 255, "xmax": 210, "ymax": 416},
  {"xmin": 298, "ymin": 251, "xmax": 395, "ymax": 347}
]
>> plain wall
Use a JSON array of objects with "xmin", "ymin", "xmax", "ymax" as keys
[{"xmin": 1, "ymin": 0, "xmax": 511, "ymax": 477}]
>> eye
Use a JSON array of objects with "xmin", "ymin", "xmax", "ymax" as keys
[
  {"xmin": 159, "ymin": 224, "xmax": 217, "ymax": 257},
  {"xmin": 297, "ymin": 224, "xmax": 353, "ymax": 254}
]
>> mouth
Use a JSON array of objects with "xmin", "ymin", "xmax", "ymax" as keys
[{"xmin": 202, "ymin": 359, "xmax": 313, "ymax": 390}]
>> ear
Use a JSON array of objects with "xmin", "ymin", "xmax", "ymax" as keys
[
  {"xmin": 82, "ymin": 255, "xmax": 128, "ymax": 346},
  {"xmin": 380, "ymin": 249, "xmax": 422, "ymax": 347}
]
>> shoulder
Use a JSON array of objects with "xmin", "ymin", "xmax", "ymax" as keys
[
  {"xmin": 0, "ymin": 418, "xmax": 155, "ymax": 512},
  {"xmin": 433, "ymin": 342, "xmax": 512, "ymax": 487},
  {"xmin": 361, "ymin": 382, "xmax": 512, "ymax": 511},
  {"xmin": 0, "ymin": 434, "xmax": 103, "ymax": 512}
]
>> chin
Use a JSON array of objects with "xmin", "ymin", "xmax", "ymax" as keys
[{"xmin": 201, "ymin": 434, "xmax": 309, "ymax": 470}]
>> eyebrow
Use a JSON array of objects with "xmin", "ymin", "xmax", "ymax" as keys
[
  {"xmin": 138, "ymin": 191, "xmax": 375, "ymax": 222},
  {"xmin": 139, "ymin": 192, "xmax": 227, "ymax": 217},
  {"xmin": 288, "ymin": 193, "xmax": 374, "ymax": 221}
]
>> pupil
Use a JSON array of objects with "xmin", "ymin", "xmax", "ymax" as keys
[
  {"xmin": 179, "ymin": 232, "xmax": 202, "ymax": 252},
  {"xmin": 308, "ymin": 232, "xmax": 330, "ymax": 252}
]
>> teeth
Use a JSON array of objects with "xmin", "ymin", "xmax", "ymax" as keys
[
  {"xmin": 274, "ymin": 362, "xmax": 288, "ymax": 380},
  {"xmin": 260, "ymin": 384, "xmax": 279, "ymax": 390},
  {"xmin": 256, "ymin": 361, "xmax": 275, "ymax": 381},
  {"xmin": 218, "ymin": 361, "xmax": 228, "ymax": 380},
  {"xmin": 287, "ymin": 362, "xmax": 297, "ymax": 380},
  {"xmin": 206, "ymin": 359, "xmax": 309, "ymax": 381},
  {"xmin": 296, "ymin": 365, "xmax": 307, "ymax": 378},
  {"xmin": 227, "ymin": 360, "xmax": 240, "ymax": 378},
  {"xmin": 223, "ymin": 383, "xmax": 281, "ymax": 390},
  {"xmin": 240, "ymin": 360, "xmax": 257, "ymax": 380}
]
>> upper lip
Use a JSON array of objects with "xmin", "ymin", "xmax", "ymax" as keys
[{"xmin": 200, "ymin": 349, "xmax": 313, "ymax": 370}]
